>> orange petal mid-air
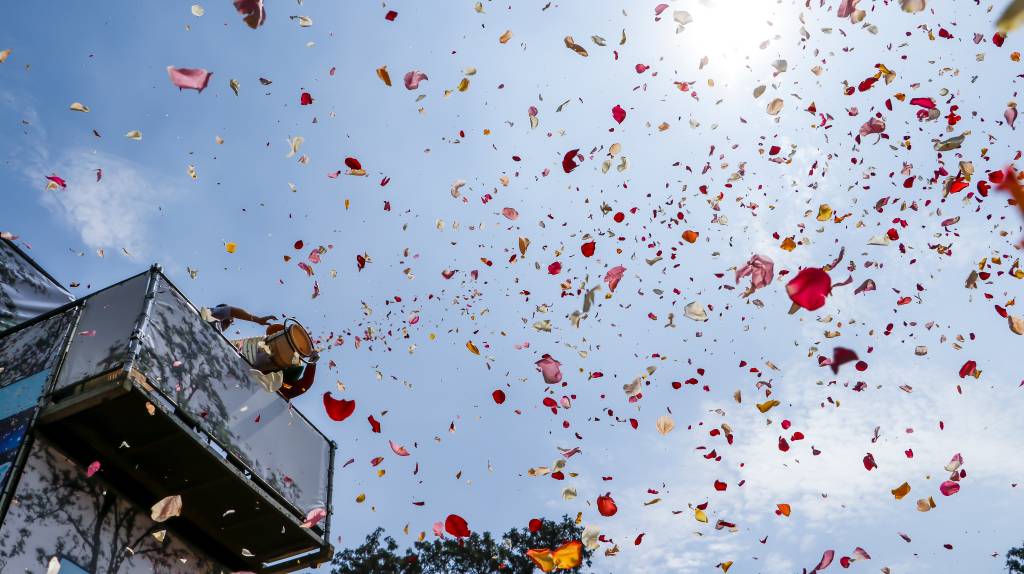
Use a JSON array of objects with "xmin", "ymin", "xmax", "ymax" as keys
[{"xmin": 526, "ymin": 540, "xmax": 583, "ymax": 572}]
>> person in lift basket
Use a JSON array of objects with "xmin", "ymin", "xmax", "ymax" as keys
[{"xmin": 205, "ymin": 303, "xmax": 318, "ymax": 400}]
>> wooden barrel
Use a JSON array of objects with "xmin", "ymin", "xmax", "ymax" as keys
[{"xmin": 265, "ymin": 319, "xmax": 313, "ymax": 370}]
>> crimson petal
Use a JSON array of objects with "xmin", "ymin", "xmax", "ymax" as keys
[{"xmin": 323, "ymin": 392, "xmax": 356, "ymax": 421}]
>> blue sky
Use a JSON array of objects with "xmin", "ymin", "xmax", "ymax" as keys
[{"xmin": 4, "ymin": 1, "xmax": 1024, "ymax": 572}]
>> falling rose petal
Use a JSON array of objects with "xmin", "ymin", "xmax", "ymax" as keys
[
  {"xmin": 492, "ymin": 389, "xmax": 506, "ymax": 404},
  {"xmin": 535, "ymin": 354, "xmax": 563, "ymax": 384},
  {"xmin": 150, "ymin": 494, "xmax": 183, "ymax": 522},
  {"xmin": 581, "ymin": 241, "xmax": 596, "ymax": 257},
  {"xmin": 837, "ymin": 0, "xmax": 860, "ymax": 18},
  {"xmin": 604, "ymin": 265, "xmax": 626, "ymax": 292},
  {"xmin": 854, "ymin": 279, "xmax": 876, "ymax": 295},
  {"xmin": 939, "ymin": 481, "xmax": 960, "ymax": 496},
  {"xmin": 45, "ymin": 175, "xmax": 67, "ymax": 189},
  {"xmin": 86, "ymin": 460, "xmax": 101, "ymax": 477},
  {"xmin": 300, "ymin": 91, "xmax": 314, "ymax": 105},
  {"xmin": 300, "ymin": 507, "xmax": 327, "ymax": 528},
  {"xmin": 562, "ymin": 148, "xmax": 581, "ymax": 173},
  {"xmin": 404, "ymin": 70, "xmax": 429, "ymax": 90},
  {"xmin": 526, "ymin": 549, "xmax": 555, "ymax": 572},
  {"xmin": 786, "ymin": 267, "xmax": 832, "ymax": 311},
  {"xmin": 863, "ymin": 453, "xmax": 877, "ymax": 471},
  {"xmin": 597, "ymin": 493, "xmax": 618, "ymax": 516},
  {"xmin": 166, "ymin": 66, "xmax": 212, "ymax": 92},
  {"xmin": 735, "ymin": 254, "xmax": 774, "ymax": 292},
  {"xmin": 1006, "ymin": 105, "xmax": 1018, "ymax": 129},
  {"xmin": 501, "ymin": 207, "xmax": 519, "ymax": 220},
  {"xmin": 389, "ymin": 440, "xmax": 411, "ymax": 456},
  {"xmin": 858, "ymin": 116, "xmax": 885, "ymax": 136},
  {"xmin": 891, "ymin": 482, "xmax": 911, "ymax": 500},
  {"xmin": 444, "ymin": 514, "xmax": 470, "ymax": 537},
  {"xmin": 655, "ymin": 414, "xmax": 675, "ymax": 435},
  {"xmin": 958, "ymin": 360, "xmax": 977, "ymax": 379},
  {"xmin": 829, "ymin": 347, "xmax": 859, "ymax": 374},
  {"xmin": 234, "ymin": 0, "xmax": 265, "ymax": 28},
  {"xmin": 945, "ymin": 453, "xmax": 964, "ymax": 472},
  {"xmin": 323, "ymin": 392, "xmax": 356, "ymax": 421},
  {"xmin": 547, "ymin": 261, "xmax": 562, "ymax": 275},
  {"xmin": 611, "ymin": 105, "xmax": 627, "ymax": 124},
  {"xmin": 812, "ymin": 549, "xmax": 835, "ymax": 571},
  {"xmin": 384, "ymin": 10, "xmax": 398, "ymax": 21}
]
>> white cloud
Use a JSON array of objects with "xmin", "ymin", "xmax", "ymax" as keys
[
  {"xmin": 0, "ymin": 90, "xmax": 170, "ymax": 258},
  {"xmin": 38, "ymin": 150, "xmax": 168, "ymax": 257}
]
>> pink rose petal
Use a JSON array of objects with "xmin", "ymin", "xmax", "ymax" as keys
[
  {"xmin": 404, "ymin": 70, "xmax": 429, "ymax": 90},
  {"xmin": 166, "ymin": 66, "xmax": 212, "ymax": 92}
]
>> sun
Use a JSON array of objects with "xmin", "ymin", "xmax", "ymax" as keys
[{"xmin": 667, "ymin": 0, "xmax": 794, "ymax": 84}]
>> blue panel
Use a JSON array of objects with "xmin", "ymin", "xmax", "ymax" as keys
[{"xmin": 0, "ymin": 369, "xmax": 50, "ymax": 495}]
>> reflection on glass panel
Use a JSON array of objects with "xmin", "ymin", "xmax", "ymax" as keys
[
  {"xmin": 0, "ymin": 240, "xmax": 74, "ymax": 331},
  {"xmin": 136, "ymin": 279, "xmax": 328, "ymax": 513},
  {"xmin": 54, "ymin": 274, "xmax": 148, "ymax": 391},
  {"xmin": 0, "ymin": 441, "xmax": 227, "ymax": 574},
  {"xmin": 0, "ymin": 310, "xmax": 74, "ymax": 389}
]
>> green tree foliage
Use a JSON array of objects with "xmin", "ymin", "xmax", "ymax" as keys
[
  {"xmin": 1008, "ymin": 542, "xmax": 1024, "ymax": 573},
  {"xmin": 332, "ymin": 515, "xmax": 592, "ymax": 574}
]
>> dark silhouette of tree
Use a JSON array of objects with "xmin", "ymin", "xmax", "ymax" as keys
[
  {"xmin": 332, "ymin": 515, "xmax": 592, "ymax": 574},
  {"xmin": 1008, "ymin": 542, "xmax": 1024, "ymax": 573},
  {"xmin": 330, "ymin": 528, "xmax": 420, "ymax": 574}
]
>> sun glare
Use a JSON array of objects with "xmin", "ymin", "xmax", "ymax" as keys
[{"xmin": 670, "ymin": 0, "xmax": 793, "ymax": 83}]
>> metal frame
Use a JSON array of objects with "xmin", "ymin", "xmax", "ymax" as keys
[
  {"xmin": 0, "ymin": 264, "xmax": 335, "ymax": 573},
  {"xmin": 0, "ymin": 269, "xmax": 149, "ymax": 341}
]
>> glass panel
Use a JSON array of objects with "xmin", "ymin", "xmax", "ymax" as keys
[
  {"xmin": 136, "ymin": 280, "xmax": 329, "ymax": 513},
  {"xmin": 0, "ymin": 441, "xmax": 228, "ymax": 573},
  {"xmin": 0, "ymin": 240, "xmax": 73, "ymax": 331},
  {"xmin": 0, "ymin": 310, "xmax": 75, "ymax": 389},
  {"xmin": 54, "ymin": 274, "xmax": 148, "ymax": 391},
  {"xmin": 0, "ymin": 369, "xmax": 52, "ymax": 495}
]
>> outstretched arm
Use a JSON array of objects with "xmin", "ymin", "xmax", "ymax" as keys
[{"xmin": 224, "ymin": 305, "xmax": 277, "ymax": 325}]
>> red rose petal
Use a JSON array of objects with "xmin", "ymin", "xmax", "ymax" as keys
[
  {"xmin": 562, "ymin": 148, "xmax": 581, "ymax": 173},
  {"xmin": 444, "ymin": 514, "xmax": 470, "ymax": 538},
  {"xmin": 323, "ymin": 392, "xmax": 356, "ymax": 421},
  {"xmin": 612, "ymin": 105, "xmax": 627, "ymax": 124},
  {"xmin": 597, "ymin": 493, "xmax": 618, "ymax": 516},
  {"xmin": 786, "ymin": 267, "xmax": 832, "ymax": 311}
]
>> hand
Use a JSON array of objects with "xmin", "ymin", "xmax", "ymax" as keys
[{"xmin": 256, "ymin": 315, "xmax": 277, "ymax": 325}]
